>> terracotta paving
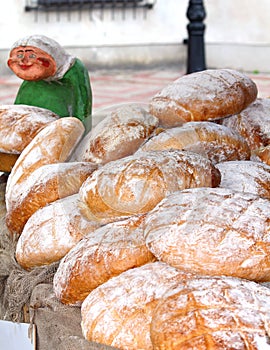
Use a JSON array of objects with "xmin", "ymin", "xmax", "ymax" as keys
[{"xmin": 0, "ymin": 68, "xmax": 270, "ymax": 113}]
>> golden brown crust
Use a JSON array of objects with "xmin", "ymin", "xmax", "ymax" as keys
[
  {"xmin": 81, "ymin": 262, "xmax": 196, "ymax": 350},
  {"xmin": 149, "ymin": 69, "xmax": 258, "ymax": 128},
  {"xmin": 53, "ymin": 215, "xmax": 156, "ymax": 306},
  {"xmin": 72, "ymin": 104, "xmax": 159, "ymax": 165},
  {"xmin": 151, "ymin": 276, "xmax": 270, "ymax": 350},
  {"xmin": 79, "ymin": 149, "xmax": 221, "ymax": 223},
  {"xmin": 222, "ymin": 98, "xmax": 270, "ymax": 151},
  {"xmin": 0, "ymin": 104, "xmax": 59, "ymax": 154},
  {"xmin": 139, "ymin": 121, "xmax": 251, "ymax": 164},
  {"xmin": 15, "ymin": 194, "xmax": 101, "ymax": 269},
  {"xmin": 144, "ymin": 187, "xmax": 270, "ymax": 282},
  {"xmin": 0, "ymin": 152, "xmax": 20, "ymax": 172},
  {"xmin": 5, "ymin": 117, "xmax": 85, "ymax": 235},
  {"xmin": 6, "ymin": 162, "xmax": 97, "ymax": 235}
]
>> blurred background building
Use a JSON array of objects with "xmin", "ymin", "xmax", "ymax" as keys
[{"xmin": 1, "ymin": 0, "xmax": 270, "ymax": 74}]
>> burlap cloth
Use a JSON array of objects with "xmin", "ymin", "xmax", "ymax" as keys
[{"xmin": 0, "ymin": 182, "xmax": 118, "ymax": 350}]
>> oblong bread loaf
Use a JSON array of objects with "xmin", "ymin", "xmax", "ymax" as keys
[
  {"xmin": 149, "ymin": 69, "xmax": 257, "ymax": 127},
  {"xmin": 79, "ymin": 149, "xmax": 221, "ymax": 222},
  {"xmin": 6, "ymin": 161, "xmax": 97, "ymax": 235},
  {"xmin": 0, "ymin": 104, "xmax": 59, "ymax": 154},
  {"xmin": 151, "ymin": 276, "xmax": 270, "ymax": 350},
  {"xmin": 53, "ymin": 214, "xmax": 155, "ymax": 306},
  {"xmin": 217, "ymin": 160, "xmax": 270, "ymax": 199},
  {"xmin": 144, "ymin": 187, "xmax": 270, "ymax": 282},
  {"xmin": 72, "ymin": 104, "xmax": 159, "ymax": 164},
  {"xmin": 81, "ymin": 261, "xmax": 196, "ymax": 350},
  {"xmin": 6, "ymin": 117, "xmax": 85, "ymax": 197},
  {"xmin": 222, "ymin": 98, "xmax": 270, "ymax": 151},
  {"xmin": 139, "ymin": 121, "xmax": 250, "ymax": 164},
  {"xmin": 15, "ymin": 194, "xmax": 101, "ymax": 270}
]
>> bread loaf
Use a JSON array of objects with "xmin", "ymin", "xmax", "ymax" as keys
[
  {"xmin": 6, "ymin": 161, "xmax": 97, "ymax": 235},
  {"xmin": 217, "ymin": 160, "xmax": 270, "ymax": 199},
  {"xmin": 72, "ymin": 104, "xmax": 159, "ymax": 164},
  {"xmin": 144, "ymin": 187, "xmax": 270, "ymax": 282},
  {"xmin": 81, "ymin": 261, "xmax": 196, "ymax": 350},
  {"xmin": 222, "ymin": 98, "xmax": 270, "ymax": 151},
  {"xmin": 149, "ymin": 69, "xmax": 258, "ymax": 128},
  {"xmin": 150, "ymin": 276, "xmax": 270, "ymax": 350},
  {"xmin": 15, "ymin": 194, "xmax": 101, "ymax": 269},
  {"xmin": 139, "ymin": 121, "xmax": 251, "ymax": 164},
  {"xmin": 53, "ymin": 214, "xmax": 156, "ymax": 306},
  {"xmin": 79, "ymin": 149, "xmax": 221, "ymax": 222},
  {"xmin": 5, "ymin": 117, "xmax": 85, "ymax": 235},
  {"xmin": 0, "ymin": 104, "xmax": 59, "ymax": 154}
]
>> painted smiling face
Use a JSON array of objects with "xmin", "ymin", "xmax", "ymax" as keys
[{"xmin": 8, "ymin": 45, "xmax": 57, "ymax": 81}]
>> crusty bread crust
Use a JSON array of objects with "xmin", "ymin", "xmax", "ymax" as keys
[{"xmin": 149, "ymin": 69, "xmax": 258, "ymax": 127}]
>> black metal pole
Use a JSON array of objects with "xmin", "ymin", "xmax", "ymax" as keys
[{"xmin": 186, "ymin": 0, "xmax": 207, "ymax": 74}]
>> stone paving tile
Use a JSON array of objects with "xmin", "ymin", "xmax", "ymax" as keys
[{"xmin": 0, "ymin": 69, "xmax": 270, "ymax": 112}]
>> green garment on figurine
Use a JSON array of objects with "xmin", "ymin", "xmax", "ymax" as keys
[
  {"xmin": 14, "ymin": 58, "xmax": 92, "ymax": 130},
  {"xmin": 8, "ymin": 35, "xmax": 93, "ymax": 132}
]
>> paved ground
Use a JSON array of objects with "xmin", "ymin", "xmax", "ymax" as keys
[{"xmin": 1, "ymin": 68, "xmax": 270, "ymax": 114}]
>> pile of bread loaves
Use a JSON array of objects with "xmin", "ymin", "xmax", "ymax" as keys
[{"xmin": 3, "ymin": 68, "xmax": 270, "ymax": 349}]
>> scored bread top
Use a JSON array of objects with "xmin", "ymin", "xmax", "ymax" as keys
[
  {"xmin": 151, "ymin": 276, "xmax": 270, "ymax": 350},
  {"xmin": 149, "ymin": 69, "xmax": 258, "ymax": 127},
  {"xmin": 144, "ymin": 187, "xmax": 270, "ymax": 282}
]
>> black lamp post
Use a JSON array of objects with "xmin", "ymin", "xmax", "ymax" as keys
[{"xmin": 186, "ymin": 0, "xmax": 207, "ymax": 74}]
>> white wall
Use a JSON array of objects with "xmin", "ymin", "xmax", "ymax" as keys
[{"xmin": 1, "ymin": 0, "xmax": 270, "ymax": 72}]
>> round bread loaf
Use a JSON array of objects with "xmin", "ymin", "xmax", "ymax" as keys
[
  {"xmin": 0, "ymin": 104, "xmax": 59, "ymax": 154},
  {"xmin": 81, "ymin": 261, "xmax": 196, "ymax": 350},
  {"xmin": 150, "ymin": 276, "xmax": 270, "ymax": 350},
  {"xmin": 53, "ymin": 214, "xmax": 156, "ymax": 306},
  {"xmin": 79, "ymin": 149, "xmax": 221, "ymax": 222},
  {"xmin": 144, "ymin": 187, "xmax": 270, "ymax": 282},
  {"xmin": 15, "ymin": 194, "xmax": 101, "ymax": 269},
  {"xmin": 217, "ymin": 160, "xmax": 270, "ymax": 199},
  {"xmin": 5, "ymin": 161, "xmax": 97, "ymax": 236},
  {"xmin": 139, "ymin": 121, "xmax": 250, "ymax": 164},
  {"xmin": 149, "ymin": 69, "xmax": 258, "ymax": 128},
  {"xmin": 222, "ymin": 98, "xmax": 270, "ymax": 151},
  {"xmin": 72, "ymin": 104, "xmax": 159, "ymax": 165},
  {"xmin": 252, "ymin": 145, "xmax": 270, "ymax": 165}
]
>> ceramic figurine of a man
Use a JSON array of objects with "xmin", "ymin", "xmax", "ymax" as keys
[{"xmin": 7, "ymin": 34, "xmax": 92, "ymax": 131}]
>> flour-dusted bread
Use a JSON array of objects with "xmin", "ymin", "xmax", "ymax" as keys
[
  {"xmin": 138, "ymin": 121, "xmax": 250, "ymax": 164},
  {"xmin": 5, "ymin": 117, "xmax": 85, "ymax": 235},
  {"xmin": 81, "ymin": 261, "xmax": 196, "ymax": 350},
  {"xmin": 151, "ymin": 276, "xmax": 270, "ymax": 350},
  {"xmin": 0, "ymin": 104, "xmax": 59, "ymax": 154},
  {"xmin": 5, "ymin": 161, "xmax": 97, "ymax": 235},
  {"xmin": 217, "ymin": 160, "xmax": 270, "ymax": 199},
  {"xmin": 144, "ymin": 187, "xmax": 270, "ymax": 282},
  {"xmin": 79, "ymin": 149, "xmax": 221, "ymax": 222},
  {"xmin": 15, "ymin": 194, "xmax": 101, "ymax": 270},
  {"xmin": 53, "ymin": 214, "xmax": 156, "ymax": 306},
  {"xmin": 222, "ymin": 98, "xmax": 270, "ymax": 151},
  {"xmin": 149, "ymin": 69, "xmax": 258, "ymax": 128},
  {"xmin": 72, "ymin": 104, "xmax": 159, "ymax": 165},
  {"xmin": 0, "ymin": 105, "xmax": 59, "ymax": 172}
]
